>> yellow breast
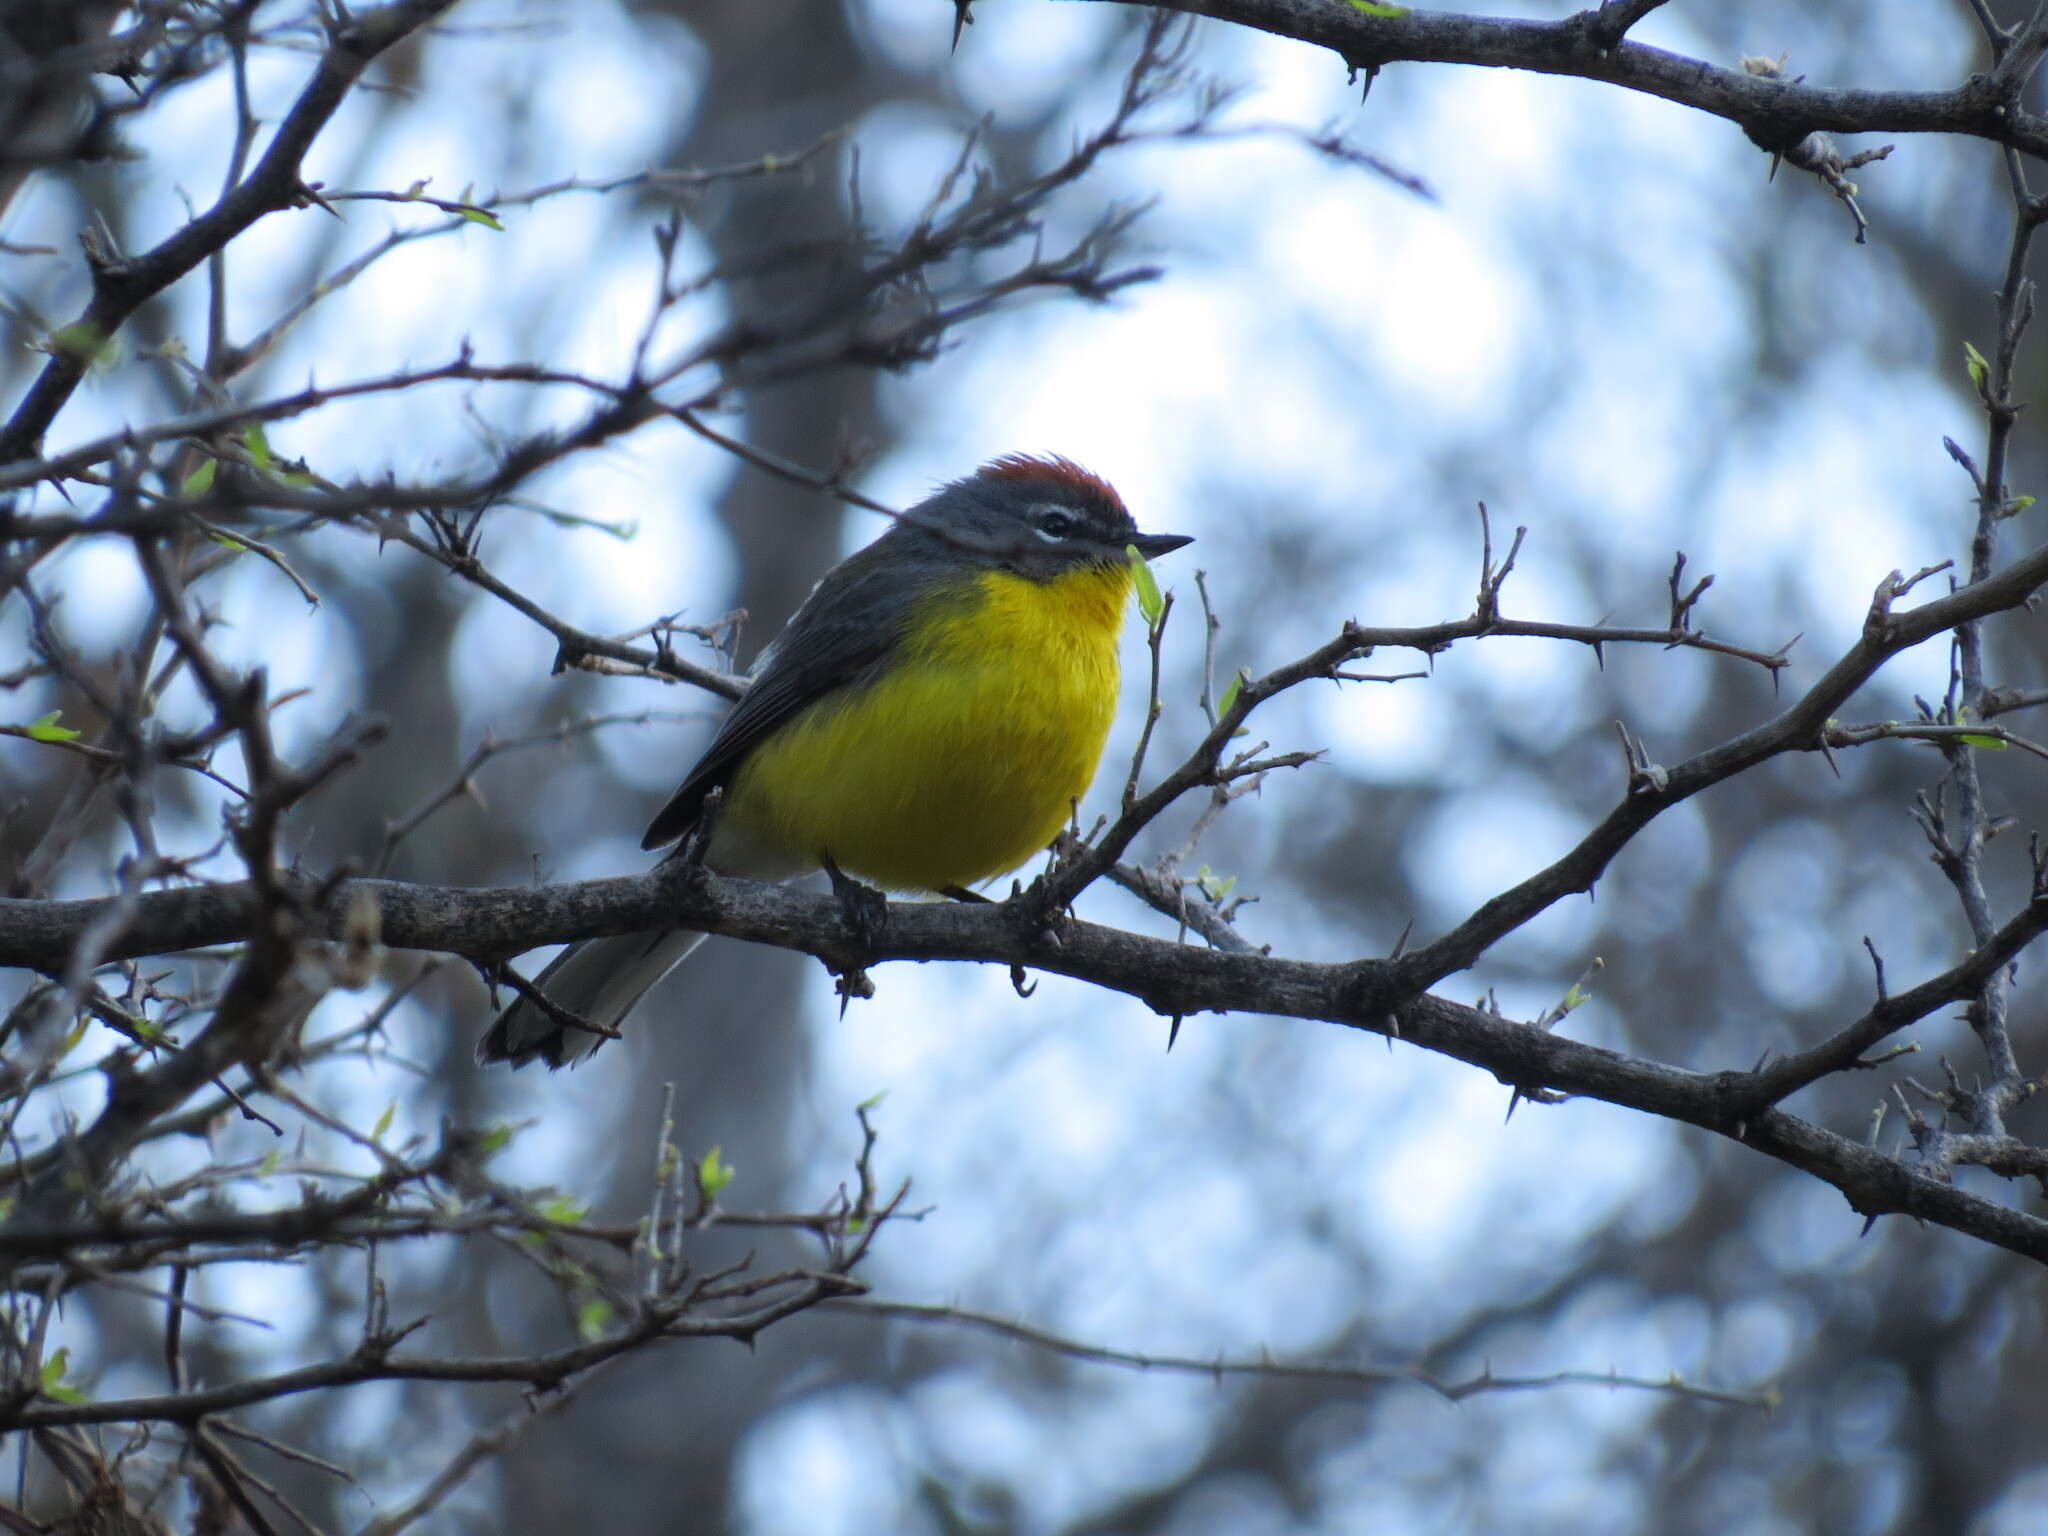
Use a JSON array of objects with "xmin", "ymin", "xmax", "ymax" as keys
[{"xmin": 722, "ymin": 562, "xmax": 1133, "ymax": 891}]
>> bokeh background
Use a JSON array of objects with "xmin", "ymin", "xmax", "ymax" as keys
[{"xmin": 5, "ymin": 1, "xmax": 2048, "ymax": 1532}]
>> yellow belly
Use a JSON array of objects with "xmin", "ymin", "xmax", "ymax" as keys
[{"xmin": 720, "ymin": 563, "xmax": 1131, "ymax": 891}]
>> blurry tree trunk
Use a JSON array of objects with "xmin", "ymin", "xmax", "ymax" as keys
[{"xmin": 490, "ymin": 9, "xmax": 891, "ymax": 1530}]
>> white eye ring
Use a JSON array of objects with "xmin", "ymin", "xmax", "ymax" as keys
[{"xmin": 1032, "ymin": 509, "xmax": 1076, "ymax": 542}]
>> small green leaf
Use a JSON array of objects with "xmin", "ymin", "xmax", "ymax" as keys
[
  {"xmin": 575, "ymin": 1298, "xmax": 613, "ymax": 1340},
  {"xmin": 371, "ymin": 1100, "xmax": 395, "ymax": 1141},
  {"xmin": 458, "ymin": 205, "xmax": 506, "ymax": 231},
  {"xmin": 234, "ymin": 424, "xmax": 318, "ymax": 487},
  {"xmin": 2011, "ymin": 495, "xmax": 2035, "ymax": 514},
  {"xmin": 1958, "ymin": 733, "xmax": 2008, "ymax": 750},
  {"xmin": 181, "ymin": 458, "xmax": 217, "ymax": 496},
  {"xmin": 47, "ymin": 321, "xmax": 116, "ymax": 371},
  {"xmin": 1217, "ymin": 667, "xmax": 1248, "ymax": 719},
  {"xmin": 1561, "ymin": 983, "xmax": 1589, "ymax": 1012},
  {"xmin": 1126, "ymin": 544, "xmax": 1165, "ymax": 627},
  {"xmin": 538, "ymin": 1193, "xmax": 588, "ymax": 1225},
  {"xmin": 210, "ymin": 532, "xmax": 247, "ymax": 553},
  {"xmin": 856, "ymin": 1089, "xmax": 889, "ymax": 1112},
  {"xmin": 258, "ymin": 1148, "xmax": 281, "ymax": 1177},
  {"xmin": 1347, "ymin": 0, "xmax": 1408, "ymax": 13},
  {"xmin": 39, "ymin": 1348, "xmax": 84, "ymax": 1402},
  {"xmin": 25, "ymin": 711, "xmax": 81, "ymax": 742},
  {"xmin": 697, "ymin": 1145, "xmax": 735, "ymax": 1200},
  {"xmin": 1965, "ymin": 340, "xmax": 1989, "ymax": 391},
  {"xmin": 476, "ymin": 1123, "xmax": 516, "ymax": 1157}
]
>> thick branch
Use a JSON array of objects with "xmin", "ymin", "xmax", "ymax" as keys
[
  {"xmin": 1109, "ymin": 0, "xmax": 2048, "ymax": 156},
  {"xmin": 8, "ymin": 863, "xmax": 2048, "ymax": 1264}
]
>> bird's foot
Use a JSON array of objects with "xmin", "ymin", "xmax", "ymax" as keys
[
  {"xmin": 942, "ymin": 886, "xmax": 1033, "ymax": 994},
  {"xmin": 823, "ymin": 855, "xmax": 887, "ymax": 1016},
  {"xmin": 823, "ymin": 853, "xmax": 888, "ymax": 951}
]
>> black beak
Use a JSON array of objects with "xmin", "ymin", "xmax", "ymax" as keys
[{"xmin": 1130, "ymin": 531, "xmax": 1194, "ymax": 560}]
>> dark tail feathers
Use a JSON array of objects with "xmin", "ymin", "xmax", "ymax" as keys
[{"xmin": 476, "ymin": 929, "xmax": 707, "ymax": 1068}]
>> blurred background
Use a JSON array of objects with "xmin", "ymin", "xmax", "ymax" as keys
[{"xmin": 4, "ymin": 1, "xmax": 2047, "ymax": 1531}]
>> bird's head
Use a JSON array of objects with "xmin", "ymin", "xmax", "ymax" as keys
[{"xmin": 900, "ymin": 454, "xmax": 1192, "ymax": 580}]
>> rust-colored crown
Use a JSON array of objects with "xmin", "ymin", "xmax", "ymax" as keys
[{"xmin": 975, "ymin": 453, "xmax": 1124, "ymax": 512}]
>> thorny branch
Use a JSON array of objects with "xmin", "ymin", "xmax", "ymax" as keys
[
  {"xmin": 8, "ymin": 2, "xmax": 2048, "ymax": 1525},
  {"xmin": 825, "ymin": 1297, "xmax": 1776, "ymax": 1410},
  {"xmin": 0, "ymin": 0, "xmax": 467, "ymax": 465},
  {"xmin": 1095, "ymin": 0, "xmax": 2048, "ymax": 162},
  {"xmin": 0, "ymin": 13, "xmax": 1705, "ymax": 1522},
  {"xmin": 11, "ymin": 492, "xmax": 2048, "ymax": 1268},
  {"xmin": 1878, "ymin": 94, "xmax": 2048, "ymax": 1181}
]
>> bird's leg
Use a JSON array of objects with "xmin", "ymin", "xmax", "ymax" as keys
[
  {"xmin": 822, "ymin": 852, "xmax": 888, "ymax": 948},
  {"xmin": 821, "ymin": 852, "xmax": 885, "ymax": 1014},
  {"xmin": 673, "ymin": 787, "xmax": 722, "ymax": 881}
]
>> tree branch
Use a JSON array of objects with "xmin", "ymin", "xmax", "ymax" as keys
[
  {"xmin": 8, "ymin": 859, "xmax": 2048, "ymax": 1263},
  {"xmin": 1098, "ymin": 0, "xmax": 2048, "ymax": 158},
  {"xmin": 0, "ymin": 0, "xmax": 465, "ymax": 465}
]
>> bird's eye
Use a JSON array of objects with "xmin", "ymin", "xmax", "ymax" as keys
[{"xmin": 1034, "ymin": 512, "xmax": 1075, "ymax": 542}]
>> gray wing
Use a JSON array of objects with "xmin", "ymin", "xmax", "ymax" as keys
[{"xmin": 640, "ymin": 539, "xmax": 930, "ymax": 850}]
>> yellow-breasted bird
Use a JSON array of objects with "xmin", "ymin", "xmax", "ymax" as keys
[{"xmin": 478, "ymin": 453, "xmax": 1193, "ymax": 1067}]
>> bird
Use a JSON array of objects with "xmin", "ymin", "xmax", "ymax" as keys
[{"xmin": 477, "ymin": 453, "xmax": 1193, "ymax": 1068}]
